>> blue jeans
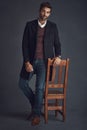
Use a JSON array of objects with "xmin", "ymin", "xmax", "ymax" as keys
[{"xmin": 19, "ymin": 59, "xmax": 46, "ymax": 116}]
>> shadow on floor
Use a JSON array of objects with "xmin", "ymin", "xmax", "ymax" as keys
[{"xmin": 0, "ymin": 111, "xmax": 64, "ymax": 122}]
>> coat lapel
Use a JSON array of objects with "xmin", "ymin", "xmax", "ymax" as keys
[
  {"xmin": 44, "ymin": 21, "xmax": 50, "ymax": 43},
  {"xmin": 31, "ymin": 20, "xmax": 38, "ymax": 46},
  {"xmin": 32, "ymin": 20, "xmax": 38, "ymax": 36}
]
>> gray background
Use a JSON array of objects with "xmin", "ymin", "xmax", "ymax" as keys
[{"xmin": 0, "ymin": 0, "xmax": 87, "ymax": 129}]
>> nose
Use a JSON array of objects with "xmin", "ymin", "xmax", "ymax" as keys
[{"xmin": 44, "ymin": 12, "xmax": 47, "ymax": 16}]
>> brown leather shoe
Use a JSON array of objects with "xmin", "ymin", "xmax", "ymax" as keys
[{"xmin": 31, "ymin": 116, "xmax": 40, "ymax": 126}]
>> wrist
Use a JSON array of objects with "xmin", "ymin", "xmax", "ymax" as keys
[
  {"xmin": 25, "ymin": 61, "xmax": 31, "ymax": 65},
  {"xmin": 55, "ymin": 56, "xmax": 61, "ymax": 59},
  {"xmin": 58, "ymin": 55, "xmax": 61, "ymax": 59}
]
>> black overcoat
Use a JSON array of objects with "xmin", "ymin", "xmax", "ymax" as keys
[{"xmin": 20, "ymin": 19, "xmax": 61, "ymax": 79}]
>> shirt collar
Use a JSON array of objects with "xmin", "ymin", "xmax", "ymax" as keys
[{"xmin": 38, "ymin": 20, "xmax": 47, "ymax": 28}]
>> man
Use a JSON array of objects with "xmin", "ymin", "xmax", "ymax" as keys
[{"xmin": 19, "ymin": 2, "xmax": 61, "ymax": 125}]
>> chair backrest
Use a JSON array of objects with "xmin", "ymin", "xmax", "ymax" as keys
[{"xmin": 45, "ymin": 58, "xmax": 70, "ymax": 95}]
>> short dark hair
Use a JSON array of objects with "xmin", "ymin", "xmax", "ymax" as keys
[{"xmin": 39, "ymin": 2, "xmax": 52, "ymax": 12}]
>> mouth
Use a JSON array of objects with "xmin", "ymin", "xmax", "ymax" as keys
[
  {"xmin": 39, "ymin": 14, "xmax": 48, "ymax": 20},
  {"xmin": 42, "ymin": 16, "xmax": 47, "ymax": 20}
]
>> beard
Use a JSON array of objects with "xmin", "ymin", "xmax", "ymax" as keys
[{"xmin": 39, "ymin": 15, "xmax": 48, "ymax": 21}]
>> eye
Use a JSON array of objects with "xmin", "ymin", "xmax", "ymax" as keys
[{"xmin": 47, "ymin": 11, "xmax": 50, "ymax": 14}]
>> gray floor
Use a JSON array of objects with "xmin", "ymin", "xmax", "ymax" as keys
[{"xmin": 0, "ymin": 104, "xmax": 87, "ymax": 130}]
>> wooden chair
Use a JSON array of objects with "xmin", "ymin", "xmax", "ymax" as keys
[{"xmin": 44, "ymin": 58, "xmax": 70, "ymax": 123}]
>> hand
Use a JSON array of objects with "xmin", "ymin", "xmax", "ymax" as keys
[
  {"xmin": 25, "ymin": 62, "xmax": 33, "ymax": 72},
  {"xmin": 53, "ymin": 57, "xmax": 61, "ymax": 65}
]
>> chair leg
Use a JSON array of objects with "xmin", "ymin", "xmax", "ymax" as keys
[
  {"xmin": 45, "ymin": 109, "xmax": 48, "ymax": 123},
  {"xmin": 44, "ymin": 99, "xmax": 48, "ymax": 123},
  {"xmin": 63, "ymin": 109, "xmax": 66, "ymax": 121},
  {"xmin": 63, "ymin": 99, "xmax": 66, "ymax": 121}
]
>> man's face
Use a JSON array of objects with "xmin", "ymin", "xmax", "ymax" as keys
[{"xmin": 39, "ymin": 7, "xmax": 51, "ymax": 21}]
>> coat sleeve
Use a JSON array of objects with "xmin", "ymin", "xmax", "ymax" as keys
[
  {"xmin": 22, "ymin": 22, "xmax": 30, "ymax": 62},
  {"xmin": 54, "ymin": 24, "xmax": 61, "ymax": 57}
]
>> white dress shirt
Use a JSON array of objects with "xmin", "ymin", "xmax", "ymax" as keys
[{"xmin": 38, "ymin": 20, "xmax": 47, "ymax": 28}]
